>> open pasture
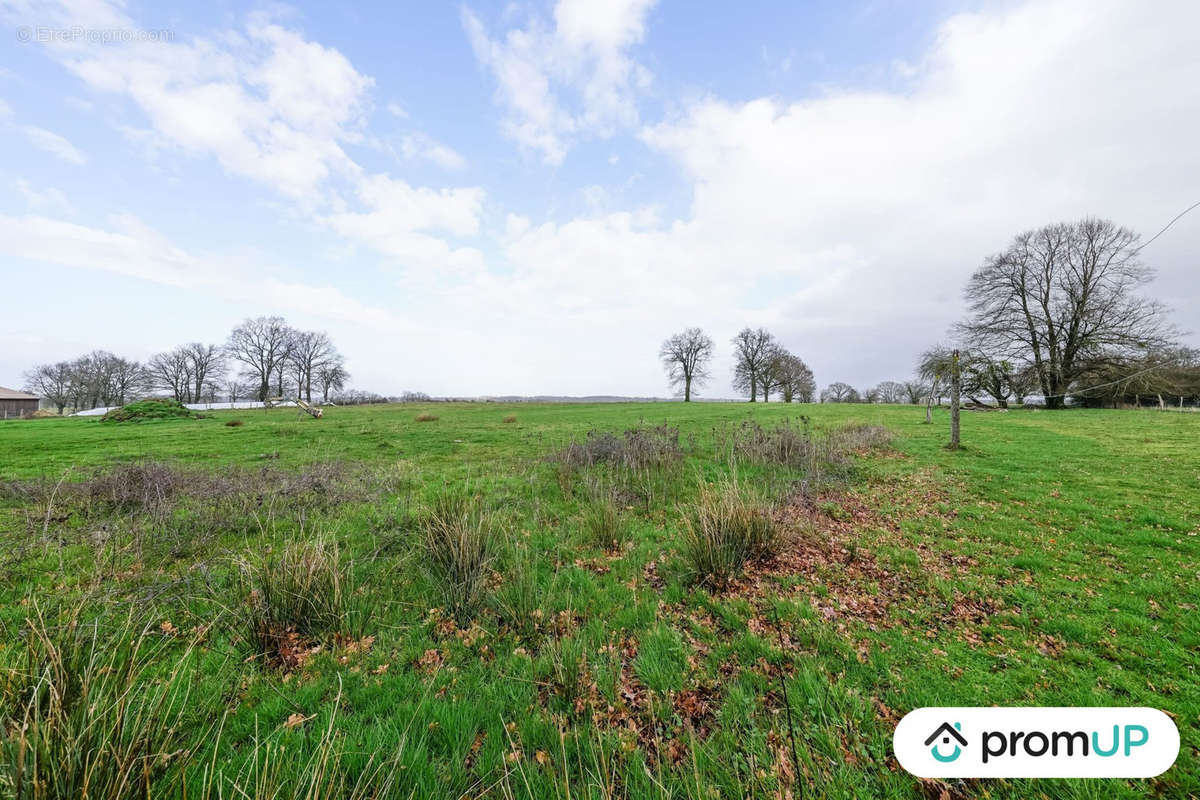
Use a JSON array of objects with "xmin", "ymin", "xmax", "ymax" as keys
[{"xmin": 0, "ymin": 403, "xmax": 1196, "ymax": 798}]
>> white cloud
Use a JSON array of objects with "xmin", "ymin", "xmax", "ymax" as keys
[
  {"xmin": 397, "ymin": 132, "xmax": 467, "ymax": 170},
  {"xmin": 0, "ymin": 212, "xmax": 400, "ymax": 331},
  {"xmin": 21, "ymin": 125, "xmax": 87, "ymax": 163},
  {"xmin": 462, "ymin": 0, "xmax": 656, "ymax": 163},
  {"xmin": 13, "ymin": 178, "xmax": 74, "ymax": 214},
  {"xmin": 5, "ymin": 1, "xmax": 487, "ymax": 270},
  {"xmin": 48, "ymin": 18, "xmax": 370, "ymax": 198}
]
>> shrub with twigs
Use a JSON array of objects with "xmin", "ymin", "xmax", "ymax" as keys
[{"xmin": 681, "ymin": 480, "xmax": 779, "ymax": 589}]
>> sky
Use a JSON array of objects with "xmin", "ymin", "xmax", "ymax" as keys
[{"xmin": 0, "ymin": 0, "xmax": 1197, "ymax": 398}]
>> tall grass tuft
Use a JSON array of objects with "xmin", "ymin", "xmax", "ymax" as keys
[
  {"xmin": 583, "ymin": 494, "xmax": 629, "ymax": 551},
  {"xmin": 681, "ymin": 480, "xmax": 779, "ymax": 588},
  {"xmin": 0, "ymin": 602, "xmax": 203, "ymax": 799},
  {"xmin": 421, "ymin": 492, "xmax": 495, "ymax": 621},
  {"xmin": 235, "ymin": 537, "xmax": 360, "ymax": 666}
]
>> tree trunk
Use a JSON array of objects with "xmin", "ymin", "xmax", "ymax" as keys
[
  {"xmin": 684, "ymin": 376, "xmax": 692, "ymax": 402},
  {"xmin": 948, "ymin": 349, "xmax": 961, "ymax": 450}
]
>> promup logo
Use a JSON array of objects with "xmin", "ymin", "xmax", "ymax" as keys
[
  {"xmin": 894, "ymin": 708, "xmax": 1179, "ymax": 778},
  {"xmin": 924, "ymin": 722, "xmax": 967, "ymax": 762}
]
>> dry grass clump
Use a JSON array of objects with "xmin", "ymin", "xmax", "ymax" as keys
[
  {"xmin": 681, "ymin": 480, "xmax": 779, "ymax": 589},
  {"xmin": 421, "ymin": 492, "xmax": 495, "ymax": 621},
  {"xmin": 414, "ymin": 413, "xmax": 439, "ymax": 422},
  {"xmin": 225, "ymin": 419, "xmax": 244, "ymax": 427},
  {"xmin": 583, "ymin": 494, "xmax": 629, "ymax": 551},
  {"xmin": 502, "ymin": 414, "xmax": 518, "ymax": 424},
  {"xmin": 0, "ymin": 602, "xmax": 201, "ymax": 798},
  {"xmin": 827, "ymin": 422, "xmax": 893, "ymax": 452},
  {"xmin": 235, "ymin": 537, "xmax": 357, "ymax": 667},
  {"xmin": 718, "ymin": 419, "xmax": 893, "ymax": 483}
]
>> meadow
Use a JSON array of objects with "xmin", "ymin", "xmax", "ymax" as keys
[{"xmin": 0, "ymin": 402, "xmax": 1196, "ymax": 799}]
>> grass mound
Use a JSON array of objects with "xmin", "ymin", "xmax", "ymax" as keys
[{"xmin": 100, "ymin": 398, "xmax": 198, "ymax": 423}]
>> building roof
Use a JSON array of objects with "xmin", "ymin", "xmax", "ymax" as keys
[{"xmin": 0, "ymin": 386, "xmax": 39, "ymax": 400}]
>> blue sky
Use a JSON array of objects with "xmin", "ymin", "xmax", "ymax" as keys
[{"xmin": 1, "ymin": 0, "xmax": 1198, "ymax": 397}]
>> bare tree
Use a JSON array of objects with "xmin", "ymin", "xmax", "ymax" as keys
[
  {"xmin": 659, "ymin": 327, "xmax": 714, "ymax": 402},
  {"xmin": 288, "ymin": 330, "xmax": 340, "ymax": 403},
  {"xmin": 820, "ymin": 382, "xmax": 859, "ymax": 403},
  {"xmin": 64, "ymin": 350, "xmax": 143, "ymax": 409},
  {"xmin": 225, "ymin": 316, "xmax": 293, "ymax": 401},
  {"xmin": 873, "ymin": 381, "xmax": 906, "ymax": 404},
  {"xmin": 960, "ymin": 218, "xmax": 1175, "ymax": 409},
  {"xmin": 148, "ymin": 348, "xmax": 192, "ymax": 402},
  {"xmin": 902, "ymin": 380, "xmax": 927, "ymax": 405},
  {"xmin": 317, "ymin": 359, "xmax": 349, "ymax": 403},
  {"xmin": 731, "ymin": 328, "xmax": 776, "ymax": 402},
  {"xmin": 771, "ymin": 351, "xmax": 815, "ymax": 402},
  {"xmin": 23, "ymin": 361, "xmax": 73, "ymax": 413},
  {"xmin": 225, "ymin": 377, "xmax": 246, "ymax": 403},
  {"xmin": 182, "ymin": 343, "xmax": 224, "ymax": 404}
]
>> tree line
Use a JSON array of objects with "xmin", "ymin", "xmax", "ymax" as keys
[
  {"xmin": 659, "ymin": 327, "xmax": 816, "ymax": 402},
  {"xmin": 23, "ymin": 316, "xmax": 351, "ymax": 413}
]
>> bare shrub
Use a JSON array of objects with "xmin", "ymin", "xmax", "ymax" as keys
[
  {"xmin": 681, "ymin": 480, "xmax": 779, "ymax": 589},
  {"xmin": 421, "ymin": 492, "xmax": 495, "ymax": 621},
  {"xmin": 84, "ymin": 460, "xmax": 182, "ymax": 519},
  {"xmin": 551, "ymin": 424, "xmax": 682, "ymax": 471}
]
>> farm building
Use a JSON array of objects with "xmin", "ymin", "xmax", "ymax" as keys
[{"xmin": 0, "ymin": 386, "xmax": 40, "ymax": 418}]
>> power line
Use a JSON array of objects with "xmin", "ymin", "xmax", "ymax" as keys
[{"xmin": 1134, "ymin": 199, "xmax": 1200, "ymax": 253}]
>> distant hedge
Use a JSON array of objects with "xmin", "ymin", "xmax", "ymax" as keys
[{"xmin": 100, "ymin": 398, "xmax": 199, "ymax": 423}]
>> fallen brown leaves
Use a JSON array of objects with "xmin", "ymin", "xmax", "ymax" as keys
[{"xmin": 728, "ymin": 472, "xmax": 1002, "ymax": 645}]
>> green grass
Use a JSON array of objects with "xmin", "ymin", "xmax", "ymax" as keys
[{"xmin": 0, "ymin": 402, "xmax": 1197, "ymax": 798}]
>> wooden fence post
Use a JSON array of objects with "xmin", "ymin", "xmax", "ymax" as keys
[{"xmin": 948, "ymin": 349, "xmax": 961, "ymax": 450}]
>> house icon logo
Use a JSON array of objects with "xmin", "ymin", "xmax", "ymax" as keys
[{"xmin": 924, "ymin": 722, "xmax": 967, "ymax": 762}]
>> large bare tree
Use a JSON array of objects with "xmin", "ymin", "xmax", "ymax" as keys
[
  {"xmin": 23, "ymin": 361, "xmax": 73, "ymax": 413},
  {"xmin": 289, "ymin": 330, "xmax": 339, "ymax": 403},
  {"xmin": 768, "ymin": 350, "xmax": 815, "ymax": 403},
  {"xmin": 659, "ymin": 327, "xmax": 713, "ymax": 402},
  {"xmin": 225, "ymin": 316, "xmax": 293, "ymax": 401},
  {"xmin": 317, "ymin": 359, "xmax": 349, "ymax": 403},
  {"xmin": 820, "ymin": 382, "xmax": 859, "ymax": 403},
  {"xmin": 731, "ymin": 328, "xmax": 776, "ymax": 402},
  {"xmin": 960, "ymin": 218, "xmax": 1174, "ymax": 408},
  {"xmin": 184, "ymin": 343, "xmax": 225, "ymax": 403}
]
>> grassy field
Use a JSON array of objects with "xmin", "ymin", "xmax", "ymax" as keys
[{"xmin": 0, "ymin": 402, "xmax": 1196, "ymax": 798}]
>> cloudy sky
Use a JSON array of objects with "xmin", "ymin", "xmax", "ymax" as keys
[{"xmin": 1, "ymin": 0, "xmax": 1197, "ymax": 398}]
